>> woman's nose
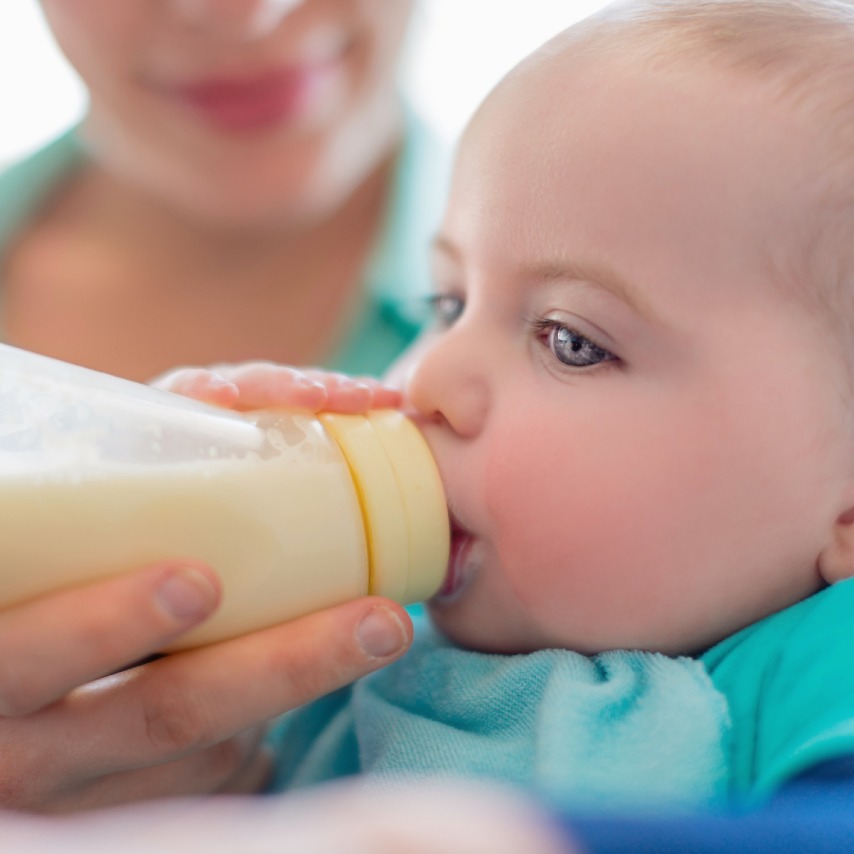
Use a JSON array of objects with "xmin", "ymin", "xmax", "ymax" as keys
[
  {"xmin": 167, "ymin": 0, "xmax": 305, "ymax": 40},
  {"xmin": 405, "ymin": 329, "xmax": 490, "ymax": 440}
]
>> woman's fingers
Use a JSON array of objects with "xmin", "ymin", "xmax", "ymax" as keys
[
  {"xmin": 354, "ymin": 377, "xmax": 403, "ymax": 409},
  {"xmin": 154, "ymin": 363, "xmax": 402, "ymax": 414},
  {"xmin": 45, "ymin": 598, "xmax": 411, "ymax": 776},
  {"xmin": 40, "ymin": 729, "xmax": 272, "ymax": 813},
  {"xmin": 0, "ymin": 597, "xmax": 410, "ymax": 812},
  {"xmin": 150, "ymin": 368, "xmax": 240, "ymax": 407},
  {"xmin": 0, "ymin": 562, "xmax": 221, "ymax": 717},
  {"xmin": 300, "ymin": 371, "xmax": 402, "ymax": 412}
]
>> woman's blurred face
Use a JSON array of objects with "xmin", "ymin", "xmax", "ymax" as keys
[{"xmin": 39, "ymin": 0, "xmax": 415, "ymax": 225}]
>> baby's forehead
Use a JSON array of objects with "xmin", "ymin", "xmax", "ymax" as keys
[
  {"xmin": 465, "ymin": 8, "xmax": 854, "ymax": 193},
  {"xmin": 461, "ymin": 34, "xmax": 734, "ymax": 164},
  {"xmin": 493, "ymin": 2, "xmax": 854, "ymax": 117},
  {"xmin": 454, "ymin": 41, "xmax": 847, "ymax": 294},
  {"xmin": 456, "ymin": 9, "xmax": 854, "ymax": 223}
]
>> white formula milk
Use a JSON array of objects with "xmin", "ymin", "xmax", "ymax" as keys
[{"xmin": 0, "ymin": 345, "xmax": 449, "ymax": 648}]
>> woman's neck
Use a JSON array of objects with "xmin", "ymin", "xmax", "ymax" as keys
[
  {"xmin": 59, "ymin": 141, "xmax": 397, "ymax": 295},
  {"xmin": 3, "ymin": 139, "xmax": 400, "ymax": 379}
]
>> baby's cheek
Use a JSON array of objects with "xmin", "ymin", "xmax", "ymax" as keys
[{"xmin": 481, "ymin": 420, "xmax": 617, "ymax": 613}]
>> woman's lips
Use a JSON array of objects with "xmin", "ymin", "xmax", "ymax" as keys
[{"xmin": 164, "ymin": 61, "xmax": 338, "ymax": 132}]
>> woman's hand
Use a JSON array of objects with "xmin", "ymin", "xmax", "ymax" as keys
[
  {"xmin": 153, "ymin": 363, "xmax": 402, "ymax": 413},
  {"xmin": 0, "ymin": 361, "xmax": 411, "ymax": 813},
  {"xmin": 0, "ymin": 562, "xmax": 411, "ymax": 812}
]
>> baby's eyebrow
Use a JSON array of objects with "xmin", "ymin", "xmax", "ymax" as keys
[
  {"xmin": 524, "ymin": 258, "xmax": 660, "ymax": 325},
  {"xmin": 431, "ymin": 234, "xmax": 660, "ymax": 325},
  {"xmin": 430, "ymin": 234, "xmax": 461, "ymax": 261}
]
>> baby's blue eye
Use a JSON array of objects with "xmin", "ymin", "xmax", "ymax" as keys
[
  {"xmin": 544, "ymin": 322, "xmax": 615, "ymax": 368},
  {"xmin": 427, "ymin": 293, "xmax": 465, "ymax": 328}
]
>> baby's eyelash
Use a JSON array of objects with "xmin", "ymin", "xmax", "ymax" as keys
[{"xmin": 530, "ymin": 318, "xmax": 618, "ymax": 370}]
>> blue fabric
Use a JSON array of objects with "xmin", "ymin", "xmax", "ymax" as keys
[
  {"xmin": 566, "ymin": 773, "xmax": 854, "ymax": 854},
  {"xmin": 268, "ymin": 619, "xmax": 730, "ymax": 811}
]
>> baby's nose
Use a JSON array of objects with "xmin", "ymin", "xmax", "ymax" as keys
[{"xmin": 405, "ymin": 333, "xmax": 490, "ymax": 440}]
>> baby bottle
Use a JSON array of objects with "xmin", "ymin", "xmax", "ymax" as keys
[{"xmin": 0, "ymin": 344, "xmax": 449, "ymax": 649}]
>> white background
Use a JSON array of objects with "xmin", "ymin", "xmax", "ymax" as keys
[{"xmin": 0, "ymin": 1, "xmax": 610, "ymax": 164}]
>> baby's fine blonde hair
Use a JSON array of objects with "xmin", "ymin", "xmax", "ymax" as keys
[{"xmin": 566, "ymin": 0, "xmax": 854, "ymax": 384}]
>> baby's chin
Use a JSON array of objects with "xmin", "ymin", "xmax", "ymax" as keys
[
  {"xmin": 426, "ymin": 597, "xmax": 739, "ymax": 657},
  {"xmin": 425, "ymin": 600, "xmax": 552, "ymax": 656}
]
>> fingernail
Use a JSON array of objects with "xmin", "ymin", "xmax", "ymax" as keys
[
  {"xmin": 296, "ymin": 376, "xmax": 325, "ymax": 390},
  {"xmin": 208, "ymin": 373, "xmax": 237, "ymax": 390},
  {"xmin": 156, "ymin": 567, "xmax": 219, "ymax": 623},
  {"xmin": 356, "ymin": 607, "xmax": 408, "ymax": 658}
]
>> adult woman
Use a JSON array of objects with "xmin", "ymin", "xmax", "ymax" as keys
[
  {"xmin": 1, "ymin": 0, "xmax": 445, "ymax": 379},
  {"xmin": 0, "ymin": 0, "xmax": 445, "ymax": 811}
]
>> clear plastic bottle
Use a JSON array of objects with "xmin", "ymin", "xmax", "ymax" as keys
[{"xmin": 0, "ymin": 344, "xmax": 449, "ymax": 649}]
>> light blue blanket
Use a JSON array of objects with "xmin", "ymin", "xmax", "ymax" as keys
[{"xmin": 267, "ymin": 620, "xmax": 730, "ymax": 811}]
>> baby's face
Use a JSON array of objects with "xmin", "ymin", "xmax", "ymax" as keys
[{"xmin": 404, "ymin": 47, "xmax": 854, "ymax": 655}]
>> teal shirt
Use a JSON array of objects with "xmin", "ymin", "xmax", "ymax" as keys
[
  {"xmin": 0, "ymin": 109, "xmax": 450, "ymax": 376},
  {"xmin": 701, "ymin": 579, "xmax": 854, "ymax": 804}
]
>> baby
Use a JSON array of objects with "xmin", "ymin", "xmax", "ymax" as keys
[{"xmin": 161, "ymin": 0, "xmax": 854, "ymax": 812}]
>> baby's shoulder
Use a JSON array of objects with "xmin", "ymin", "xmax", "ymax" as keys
[
  {"xmin": 701, "ymin": 580, "xmax": 854, "ymax": 800},
  {"xmin": 704, "ymin": 580, "xmax": 854, "ymax": 677}
]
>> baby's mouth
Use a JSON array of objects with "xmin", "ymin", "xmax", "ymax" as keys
[{"xmin": 435, "ymin": 512, "xmax": 474, "ymax": 601}]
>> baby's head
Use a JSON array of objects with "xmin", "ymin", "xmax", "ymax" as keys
[{"xmin": 401, "ymin": 0, "xmax": 854, "ymax": 656}]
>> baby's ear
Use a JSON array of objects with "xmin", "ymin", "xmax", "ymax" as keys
[{"xmin": 819, "ymin": 506, "xmax": 854, "ymax": 584}]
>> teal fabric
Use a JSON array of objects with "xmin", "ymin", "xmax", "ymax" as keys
[
  {"xmin": 0, "ymin": 108, "xmax": 450, "ymax": 376},
  {"xmin": 267, "ymin": 618, "xmax": 730, "ymax": 812},
  {"xmin": 0, "ymin": 130, "xmax": 84, "ymax": 252},
  {"xmin": 269, "ymin": 585, "xmax": 854, "ymax": 810},
  {"xmin": 701, "ymin": 579, "xmax": 854, "ymax": 804},
  {"xmin": 330, "ymin": 108, "xmax": 451, "ymax": 375}
]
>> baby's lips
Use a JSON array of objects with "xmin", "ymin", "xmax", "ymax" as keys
[{"xmin": 435, "ymin": 510, "xmax": 472, "ymax": 600}]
